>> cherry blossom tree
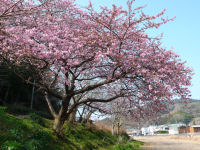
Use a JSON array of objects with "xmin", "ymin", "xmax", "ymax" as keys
[{"xmin": 0, "ymin": 0, "xmax": 193, "ymax": 135}]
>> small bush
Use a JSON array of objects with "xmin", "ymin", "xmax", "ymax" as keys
[
  {"xmin": 24, "ymin": 139, "xmax": 43, "ymax": 150},
  {"xmin": 120, "ymin": 132, "xmax": 130, "ymax": 142},
  {"xmin": 31, "ymin": 128, "xmax": 52, "ymax": 148},
  {"xmin": 29, "ymin": 113, "xmax": 45, "ymax": 126},
  {"xmin": 0, "ymin": 133, "xmax": 8, "ymax": 143},
  {"xmin": 155, "ymin": 130, "xmax": 169, "ymax": 134},
  {"xmin": 1, "ymin": 141, "xmax": 23, "ymax": 150},
  {"xmin": 8, "ymin": 128, "xmax": 24, "ymax": 141},
  {"xmin": 0, "ymin": 106, "xmax": 7, "ymax": 113},
  {"xmin": 132, "ymin": 140, "xmax": 144, "ymax": 149},
  {"xmin": 80, "ymin": 141, "xmax": 96, "ymax": 150},
  {"xmin": 113, "ymin": 144, "xmax": 134, "ymax": 150}
]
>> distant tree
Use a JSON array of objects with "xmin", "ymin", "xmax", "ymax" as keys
[
  {"xmin": 98, "ymin": 97, "xmax": 166, "ymax": 135},
  {"xmin": 0, "ymin": 0, "xmax": 192, "ymax": 135},
  {"xmin": 183, "ymin": 113, "xmax": 194, "ymax": 125}
]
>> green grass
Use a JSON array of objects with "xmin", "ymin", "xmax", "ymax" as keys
[
  {"xmin": 154, "ymin": 130, "xmax": 169, "ymax": 134},
  {"xmin": 106, "ymin": 140, "xmax": 144, "ymax": 150},
  {"xmin": 0, "ymin": 106, "xmax": 143, "ymax": 150}
]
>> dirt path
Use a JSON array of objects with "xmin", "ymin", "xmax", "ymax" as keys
[{"xmin": 135, "ymin": 135, "xmax": 200, "ymax": 150}]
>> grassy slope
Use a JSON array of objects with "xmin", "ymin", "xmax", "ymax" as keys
[{"xmin": 0, "ymin": 107, "xmax": 143, "ymax": 150}]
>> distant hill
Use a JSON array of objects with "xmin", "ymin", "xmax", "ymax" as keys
[
  {"xmin": 158, "ymin": 99, "xmax": 200, "ymax": 125},
  {"xmin": 98, "ymin": 99, "xmax": 200, "ymax": 129}
]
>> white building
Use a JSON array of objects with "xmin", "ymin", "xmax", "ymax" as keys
[
  {"xmin": 141, "ymin": 125, "xmax": 164, "ymax": 135},
  {"xmin": 141, "ymin": 124, "xmax": 183, "ymax": 135},
  {"xmin": 168, "ymin": 123, "xmax": 185, "ymax": 135},
  {"xmin": 141, "ymin": 127, "xmax": 148, "ymax": 136}
]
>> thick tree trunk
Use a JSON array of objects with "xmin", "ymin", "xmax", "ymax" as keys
[
  {"xmin": 53, "ymin": 111, "xmax": 70, "ymax": 136},
  {"xmin": 45, "ymin": 92, "xmax": 69, "ymax": 136},
  {"xmin": 53, "ymin": 106, "xmax": 70, "ymax": 136},
  {"xmin": 53, "ymin": 116, "xmax": 64, "ymax": 134},
  {"xmin": 68, "ymin": 107, "xmax": 77, "ymax": 123}
]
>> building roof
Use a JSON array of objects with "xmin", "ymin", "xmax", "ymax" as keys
[
  {"xmin": 168, "ymin": 123, "xmax": 186, "ymax": 127},
  {"xmin": 191, "ymin": 125, "xmax": 200, "ymax": 128}
]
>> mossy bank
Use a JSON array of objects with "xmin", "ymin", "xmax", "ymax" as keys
[{"xmin": 0, "ymin": 106, "xmax": 143, "ymax": 150}]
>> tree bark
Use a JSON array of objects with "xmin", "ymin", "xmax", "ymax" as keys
[
  {"xmin": 52, "ymin": 109, "xmax": 70, "ymax": 136},
  {"xmin": 85, "ymin": 111, "xmax": 93, "ymax": 123},
  {"xmin": 45, "ymin": 92, "xmax": 71, "ymax": 136},
  {"xmin": 44, "ymin": 92, "xmax": 57, "ymax": 118},
  {"xmin": 53, "ymin": 115, "xmax": 64, "ymax": 134},
  {"xmin": 68, "ymin": 107, "xmax": 77, "ymax": 123},
  {"xmin": 117, "ymin": 123, "xmax": 120, "ymax": 135},
  {"xmin": 112, "ymin": 124, "xmax": 115, "ymax": 135}
]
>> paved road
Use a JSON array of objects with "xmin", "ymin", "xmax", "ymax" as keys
[{"xmin": 135, "ymin": 135, "xmax": 200, "ymax": 150}]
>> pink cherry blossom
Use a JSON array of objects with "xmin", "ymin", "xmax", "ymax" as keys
[{"xmin": 0, "ymin": 0, "xmax": 193, "ymax": 134}]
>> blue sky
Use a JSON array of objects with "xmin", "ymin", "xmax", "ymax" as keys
[{"xmin": 76, "ymin": 0, "xmax": 200, "ymax": 100}]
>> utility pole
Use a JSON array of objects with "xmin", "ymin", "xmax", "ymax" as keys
[{"xmin": 30, "ymin": 80, "xmax": 35, "ymax": 110}]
